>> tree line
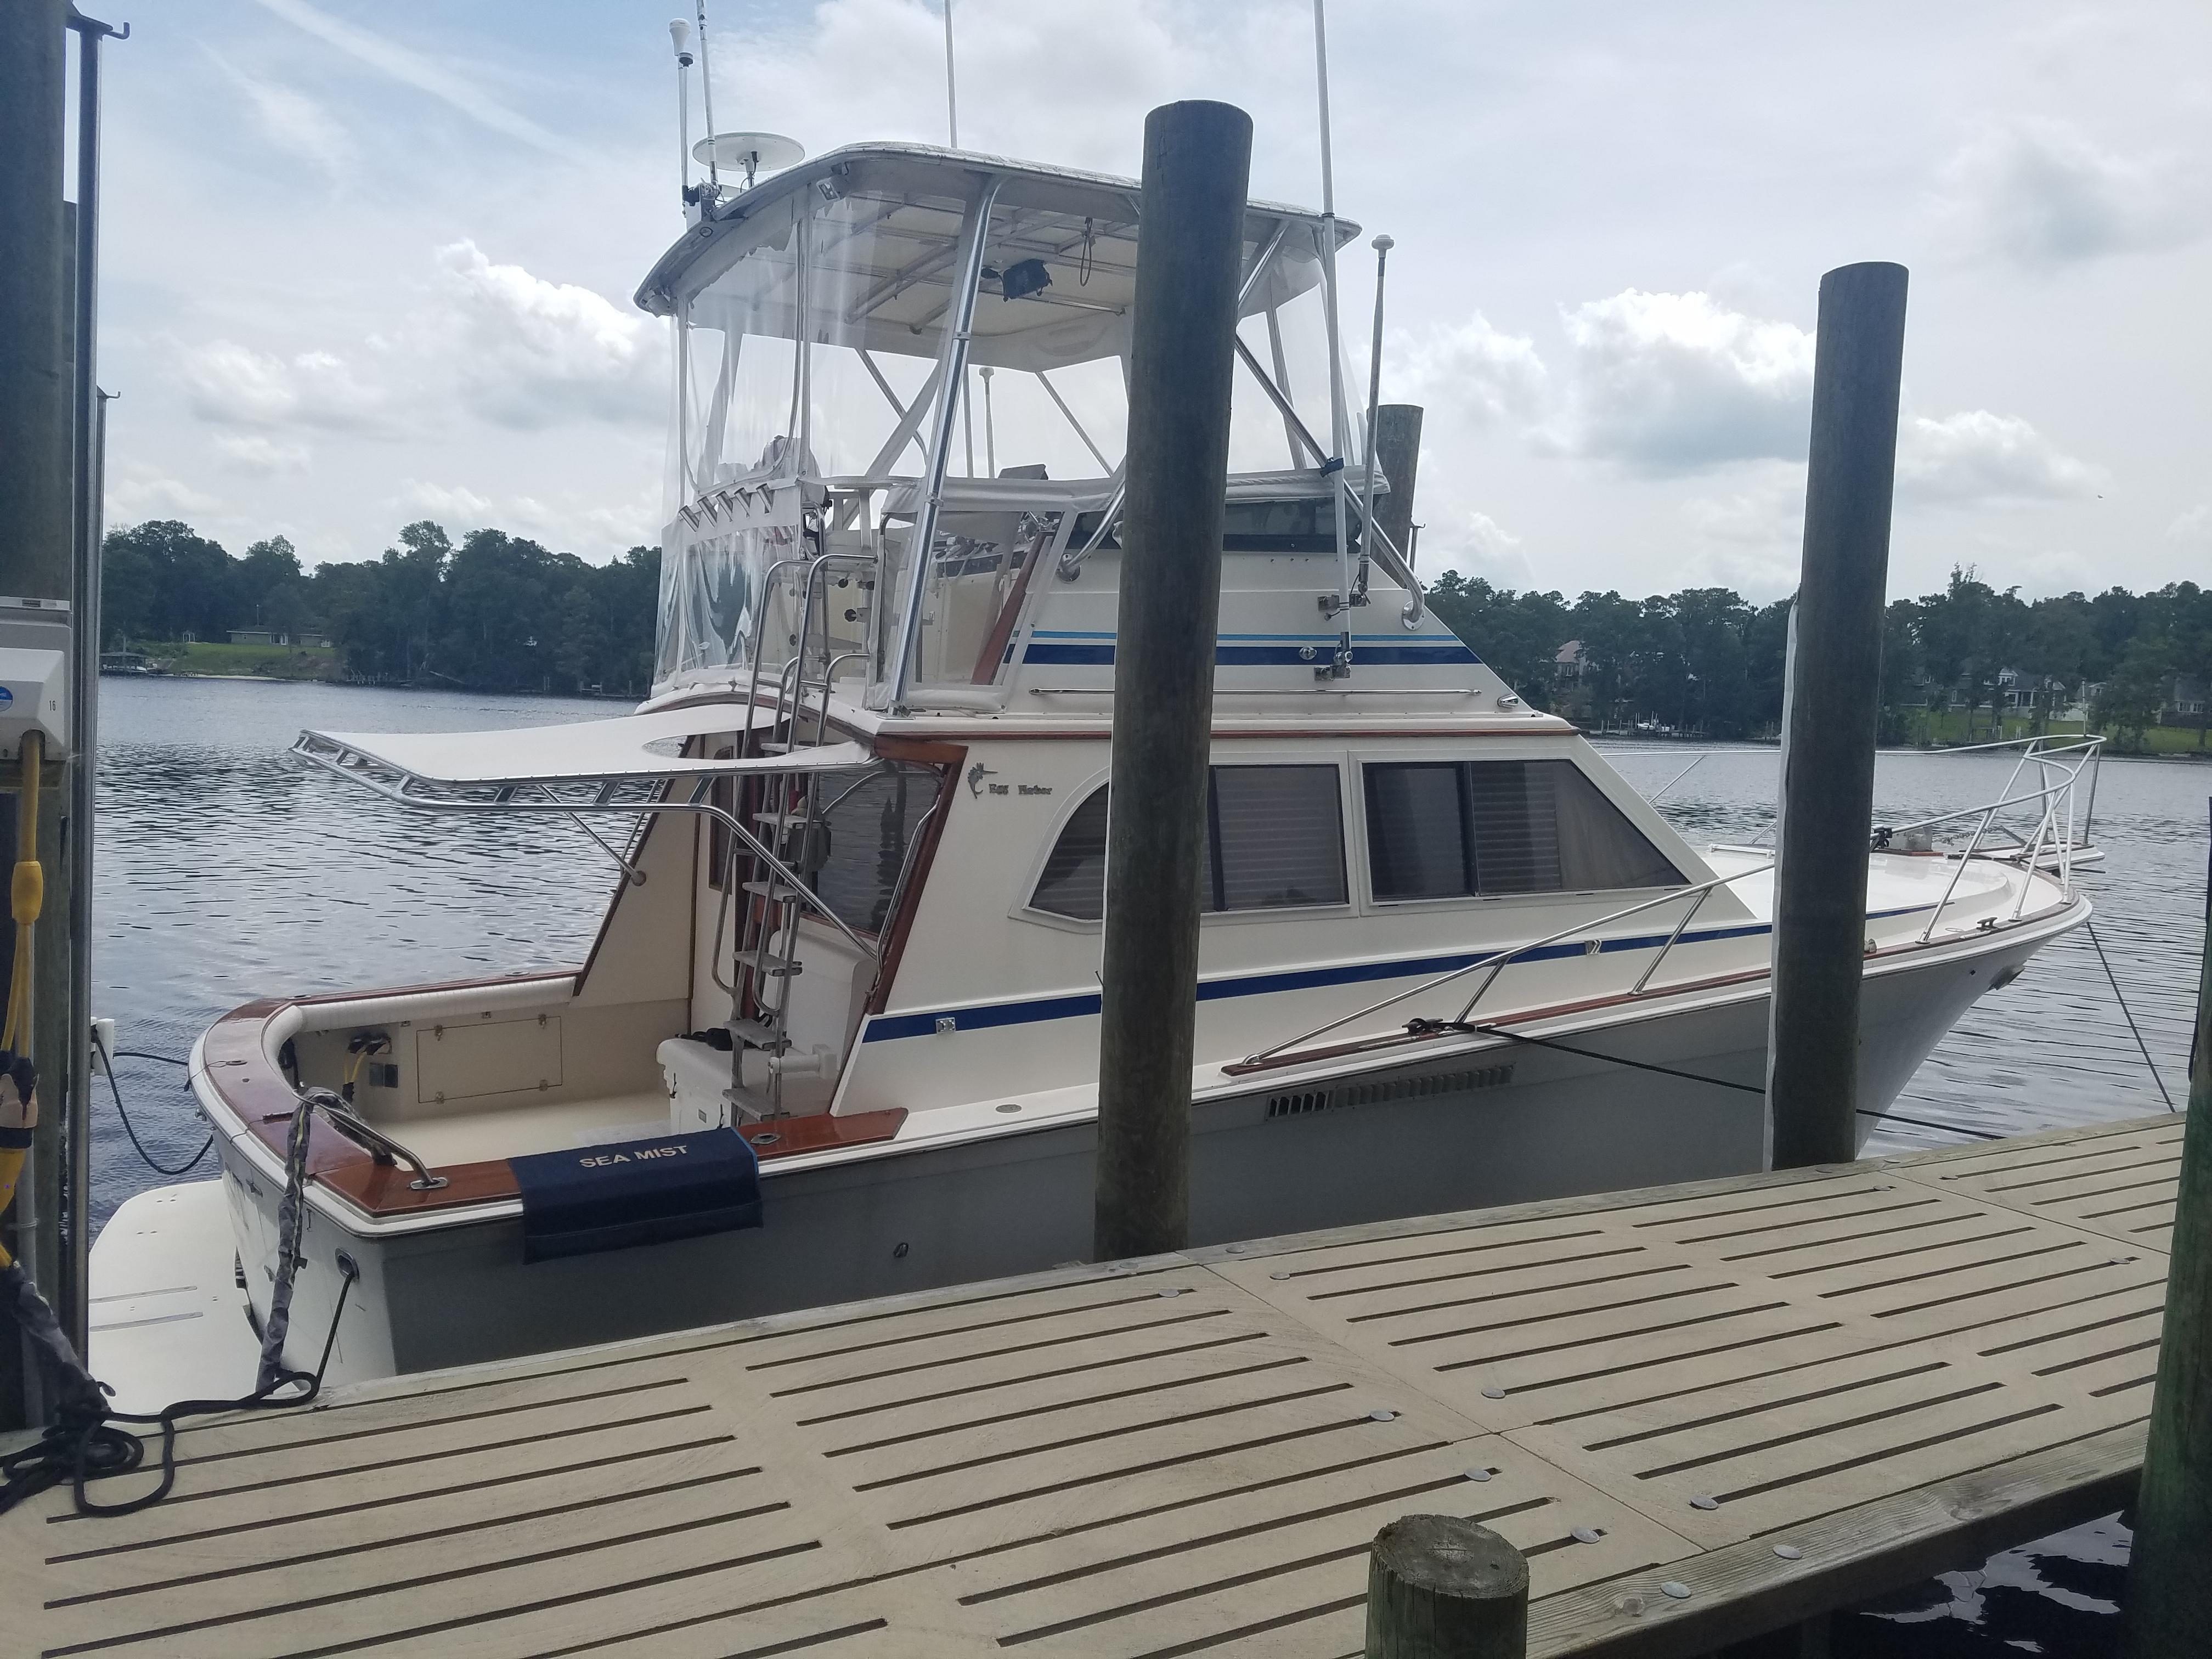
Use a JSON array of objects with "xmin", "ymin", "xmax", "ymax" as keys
[
  {"xmin": 98, "ymin": 517, "xmax": 2210, "ymax": 744},
  {"xmin": 101, "ymin": 520, "xmax": 660, "ymax": 698},
  {"xmin": 1426, "ymin": 568, "xmax": 2212, "ymax": 749}
]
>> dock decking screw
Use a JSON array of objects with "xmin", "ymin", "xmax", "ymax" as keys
[
  {"xmin": 1270, "ymin": 1270, "xmax": 1290, "ymax": 1279},
  {"xmin": 1482, "ymin": 1386, "xmax": 1506, "ymax": 1399},
  {"xmin": 1370, "ymin": 1409, "xmax": 1396, "ymax": 1421},
  {"xmin": 1660, "ymin": 1581, "xmax": 1692, "ymax": 1599},
  {"xmin": 1690, "ymin": 1495, "xmax": 1719, "ymax": 1511},
  {"xmin": 1158, "ymin": 1286, "xmax": 1183, "ymax": 1297},
  {"xmin": 1773, "ymin": 1545, "xmax": 1803, "ymax": 1560},
  {"xmin": 1464, "ymin": 1468, "xmax": 1492, "ymax": 1482},
  {"xmin": 1572, "ymin": 1526, "xmax": 1605, "ymax": 1543}
]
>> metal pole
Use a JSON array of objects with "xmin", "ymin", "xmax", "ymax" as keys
[
  {"xmin": 2125, "ymin": 801, "xmax": 2212, "ymax": 1659},
  {"xmin": 1093, "ymin": 100, "xmax": 1251, "ymax": 1263},
  {"xmin": 1355, "ymin": 235, "xmax": 1391, "ymax": 595},
  {"xmin": 942, "ymin": 0, "xmax": 958, "ymax": 149},
  {"xmin": 1767, "ymin": 262, "xmax": 1908, "ymax": 1170},
  {"xmin": 888, "ymin": 176, "xmax": 1001, "ymax": 709},
  {"xmin": 692, "ymin": 0, "xmax": 719, "ymax": 194},
  {"xmin": 670, "ymin": 18, "xmax": 694, "ymax": 210},
  {"xmin": 1310, "ymin": 1, "xmax": 1353, "ymax": 675},
  {"xmin": 64, "ymin": 11, "xmax": 116, "ymax": 1359}
]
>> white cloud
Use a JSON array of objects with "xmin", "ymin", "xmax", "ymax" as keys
[
  {"xmin": 1931, "ymin": 119, "xmax": 2208, "ymax": 271},
  {"xmin": 434, "ymin": 241, "xmax": 662, "ymax": 430},
  {"xmin": 1424, "ymin": 509, "xmax": 1533, "ymax": 586},
  {"xmin": 106, "ymin": 465, "xmax": 223, "ymax": 521},
  {"xmin": 215, "ymin": 434, "xmax": 313, "ymax": 473},
  {"xmin": 2166, "ymin": 505, "xmax": 2211, "ymax": 544},
  {"xmin": 207, "ymin": 50, "xmax": 351, "ymax": 177},
  {"xmin": 397, "ymin": 480, "xmax": 494, "ymax": 522},
  {"xmin": 393, "ymin": 481, "xmax": 658, "ymax": 555},
  {"xmin": 247, "ymin": 0, "xmax": 589, "ymax": 163},
  {"xmin": 1677, "ymin": 461, "xmax": 1806, "ymax": 596},
  {"xmin": 1895, "ymin": 410, "xmax": 2106, "ymax": 505},
  {"xmin": 1552, "ymin": 290, "xmax": 1814, "ymax": 474},
  {"xmin": 177, "ymin": 338, "xmax": 396, "ymax": 435},
  {"xmin": 1390, "ymin": 315, "xmax": 1549, "ymax": 432}
]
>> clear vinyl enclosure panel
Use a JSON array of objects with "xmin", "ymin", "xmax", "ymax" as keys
[{"xmin": 653, "ymin": 148, "xmax": 1359, "ymax": 698}]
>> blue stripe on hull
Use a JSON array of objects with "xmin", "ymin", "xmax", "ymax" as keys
[{"xmin": 860, "ymin": 905, "xmax": 1932, "ymax": 1043}]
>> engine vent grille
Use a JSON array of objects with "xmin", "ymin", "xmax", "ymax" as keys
[{"xmin": 1266, "ymin": 1063, "xmax": 1515, "ymax": 1120}]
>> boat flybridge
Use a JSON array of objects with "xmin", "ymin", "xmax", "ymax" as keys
[{"xmin": 97, "ymin": 143, "xmax": 2095, "ymax": 1397}]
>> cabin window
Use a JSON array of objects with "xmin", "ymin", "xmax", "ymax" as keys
[
  {"xmin": 1364, "ymin": 759, "xmax": 1683, "ymax": 899},
  {"xmin": 1029, "ymin": 765, "xmax": 1347, "ymax": 920},
  {"xmin": 805, "ymin": 769, "xmax": 939, "ymax": 935}
]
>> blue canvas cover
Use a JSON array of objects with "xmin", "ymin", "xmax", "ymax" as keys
[{"xmin": 510, "ymin": 1127, "xmax": 762, "ymax": 1263}]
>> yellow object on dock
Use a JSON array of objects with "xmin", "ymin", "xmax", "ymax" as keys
[{"xmin": 1, "ymin": 1115, "xmax": 2181, "ymax": 1657}]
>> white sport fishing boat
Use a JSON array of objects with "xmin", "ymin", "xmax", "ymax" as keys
[{"xmin": 94, "ymin": 140, "xmax": 2096, "ymax": 1400}]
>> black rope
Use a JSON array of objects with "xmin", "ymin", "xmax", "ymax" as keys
[
  {"xmin": 2085, "ymin": 920, "xmax": 2177, "ymax": 1111},
  {"xmin": 98, "ymin": 1041, "xmax": 213, "ymax": 1176},
  {"xmin": 111, "ymin": 1048, "xmax": 188, "ymax": 1066},
  {"xmin": 1444, "ymin": 1021, "xmax": 1765, "ymax": 1094},
  {"xmin": 1, "ymin": 1259, "xmax": 357, "ymax": 1518},
  {"xmin": 1425, "ymin": 1020, "xmax": 2006, "ymax": 1142}
]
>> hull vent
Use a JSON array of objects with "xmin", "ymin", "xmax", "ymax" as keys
[{"xmin": 1266, "ymin": 1063, "xmax": 1515, "ymax": 1120}]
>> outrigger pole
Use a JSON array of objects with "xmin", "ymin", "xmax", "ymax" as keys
[{"xmin": 1310, "ymin": 0, "xmax": 1355, "ymax": 680}]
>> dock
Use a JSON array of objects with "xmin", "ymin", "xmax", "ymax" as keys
[{"xmin": 2, "ymin": 1112, "xmax": 2181, "ymax": 1658}]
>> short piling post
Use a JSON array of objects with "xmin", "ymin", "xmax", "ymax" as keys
[
  {"xmin": 1369, "ymin": 403, "xmax": 1423, "ymax": 568},
  {"xmin": 1365, "ymin": 1514, "xmax": 1528, "ymax": 1658},
  {"xmin": 2126, "ymin": 804, "xmax": 2212, "ymax": 1658},
  {"xmin": 1767, "ymin": 262, "xmax": 1909, "ymax": 1170},
  {"xmin": 1092, "ymin": 101, "xmax": 1253, "ymax": 1262}
]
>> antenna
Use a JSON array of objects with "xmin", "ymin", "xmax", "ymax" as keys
[
  {"xmin": 943, "ymin": 0, "xmax": 959, "ymax": 149},
  {"xmin": 1356, "ymin": 234, "xmax": 1393, "ymax": 599},
  {"xmin": 669, "ymin": 19, "xmax": 695, "ymax": 212},
  {"xmin": 694, "ymin": 1, "xmax": 720, "ymax": 194},
  {"xmin": 1312, "ymin": 0, "xmax": 1354, "ymax": 675}
]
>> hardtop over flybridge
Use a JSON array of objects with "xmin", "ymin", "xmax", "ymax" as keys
[{"xmin": 91, "ymin": 138, "xmax": 2095, "ymax": 1400}]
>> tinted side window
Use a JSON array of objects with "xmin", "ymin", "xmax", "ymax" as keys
[
  {"xmin": 1364, "ymin": 759, "xmax": 1683, "ymax": 899},
  {"xmin": 1208, "ymin": 766, "xmax": 1347, "ymax": 910},
  {"xmin": 1030, "ymin": 786, "xmax": 1111, "ymax": 921},
  {"xmin": 808, "ymin": 769, "xmax": 938, "ymax": 935},
  {"xmin": 1364, "ymin": 763, "xmax": 1471, "ymax": 900},
  {"xmin": 1030, "ymin": 766, "xmax": 1349, "ymax": 919}
]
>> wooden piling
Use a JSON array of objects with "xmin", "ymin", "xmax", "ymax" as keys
[
  {"xmin": 1093, "ymin": 101, "xmax": 1252, "ymax": 1262},
  {"xmin": 1365, "ymin": 1514, "xmax": 1528, "ymax": 1658},
  {"xmin": 1767, "ymin": 262, "xmax": 1908, "ymax": 1170},
  {"xmin": 1369, "ymin": 403, "xmax": 1423, "ymax": 570},
  {"xmin": 2125, "ymin": 804, "xmax": 2212, "ymax": 1658}
]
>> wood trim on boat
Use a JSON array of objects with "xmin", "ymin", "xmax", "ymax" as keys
[
  {"xmin": 865, "ymin": 751, "xmax": 962, "ymax": 1015},
  {"xmin": 201, "ymin": 997, "xmax": 907, "ymax": 1220}
]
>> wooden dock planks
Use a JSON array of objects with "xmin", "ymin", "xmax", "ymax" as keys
[{"xmin": 2, "ymin": 1114, "xmax": 2180, "ymax": 1658}]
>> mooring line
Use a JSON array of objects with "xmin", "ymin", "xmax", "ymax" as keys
[{"xmin": 2085, "ymin": 920, "xmax": 2176, "ymax": 1111}]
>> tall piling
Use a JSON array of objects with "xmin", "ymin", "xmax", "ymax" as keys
[
  {"xmin": 1370, "ymin": 404, "xmax": 1423, "ymax": 570},
  {"xmin": 1767, "ymin": 262, "xmax": 1908, "ymax": 1170},
  {"xmin": 0, "ymin": 0, "xmax": 77, "ymax": 1432},
  {"xmin": 2126, "ymin": 805, "xmax": 2212, "ymax": 1658},
  {"xmin": 1093, "ymin": 101, "xmax": 1253, "ymax": 1262}
]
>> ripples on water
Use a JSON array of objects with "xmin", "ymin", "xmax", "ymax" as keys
[{"xmin": 87, "ymin": 685, "xmax": 2206, "ymax": 1656}]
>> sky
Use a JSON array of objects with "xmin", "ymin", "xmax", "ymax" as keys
[{"xmin": 76, "ymin": 0, "xmax": 2212, "ymax": 603}]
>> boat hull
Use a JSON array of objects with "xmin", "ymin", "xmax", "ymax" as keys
[{"xmin": 138, "ymin": 914, "xmax": 2061, "ymax": 1393}]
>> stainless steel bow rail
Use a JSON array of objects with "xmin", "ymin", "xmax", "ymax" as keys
[{"xmin": 1239, "ymin": 735, "xmax": 2101, "ymax": 1075}]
